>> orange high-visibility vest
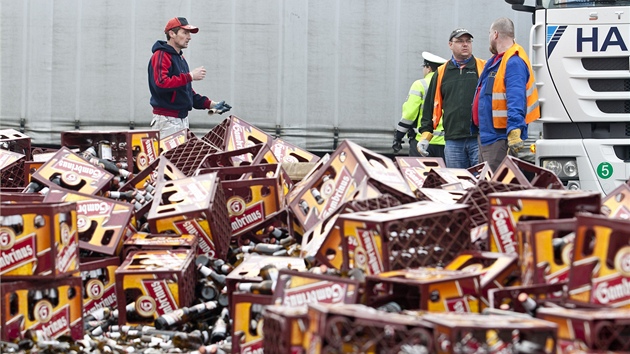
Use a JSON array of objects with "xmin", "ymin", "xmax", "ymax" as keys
[
  {"xmin": 431, "ymin": 57, "xmax": 485, "ymax": 129},
  {"xmin": 491, "ymin": 43, "xmax": 540, "ymax": 128}
]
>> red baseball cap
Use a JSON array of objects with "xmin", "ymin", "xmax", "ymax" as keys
[{"xmin": 164, "ymin": 17, "xmax": 199, "ymax": 34}]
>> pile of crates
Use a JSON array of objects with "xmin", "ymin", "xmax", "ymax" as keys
[{"xmin": 2, "ymin": 116, "xmax": 630, "ymax": 353}]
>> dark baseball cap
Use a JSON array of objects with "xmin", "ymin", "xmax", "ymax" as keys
[
  {"xmin": 449, "ymin": 28, "xmax": 473, "ymax": 41},
  {"xmin": 164, "ymin": 17, "xmax": 199, "ymax": 34}
]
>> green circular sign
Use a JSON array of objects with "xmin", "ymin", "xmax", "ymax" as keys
[{"xmin": 597, "ymin": 162, "xmax": 613, "ymax": 179}]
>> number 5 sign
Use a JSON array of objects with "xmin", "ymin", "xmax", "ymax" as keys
[{"xmin": 597, "ymin": 162, "xmax": 613, "ymax": 179}]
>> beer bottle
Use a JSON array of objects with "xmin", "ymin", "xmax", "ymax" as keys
[
  {"xmin": 154, "ymin": 301, "xmax": 219, "ymax": 330},
  {"xmin": 210, "ymin": 308, "xmax": 229, "ymax": 343},
  {"xmin": 172, "ymin": 330, "xmax": 208, "ymax": 350},
  {"xmin": 197, "ymin": 264, "xmax": 227, "ymax": 288},
  {"xmin": 517, "ymin": 292, "xmax": 538, "ymax": 316},
  {"xmin": 197, "ymin": 279, "xmax": 219, "ymax": 301},
  {"xmin": 298, "ymin": 200, "xmax": 309, "ymax": 215},
  {"xmin": 310, "ymin": 188, "xmax": 325, "ymax": 204},
  {"xmin": 88, "ymin": 156, "xmax": 133, "ymax": 179},
  {"xmin": 236, "ymin": 280, "xmax": 274, "ymax": 295},
  {"xmin": 240, "ymin": 243, "xmax": 284, "ymax": 255},
  {"xmin": 23, "ymin": 180, "xmax": 44, "ymax": 194},
  {"xmin": 1, "ymin": 214, "xmax": 24, "ymax": 235},
  {"xmin": 27, "ymin": 290, "xmax": 44, "ymax": 321}
]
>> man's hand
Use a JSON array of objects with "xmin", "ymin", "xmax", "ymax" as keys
[
  {"xmin": 416, "ymin": 132, "xmax": 433, "ymax": 157},
  {"xmin": 191, "ymin": 66, "xmax": 206, "ymax": 81},
  {"xmin": 507, "ymin": 128, "xmax": 535, "ymax": 163},
  {"xmin": 392, "ymin": 139, "xmax": 403, "ymax": 153},
  {"xmin": 507, "ymin": 129, "xmax": 524, "ymax": 155},
  {"xmin": 208, "ymin": 101, "xmax": 232, "ymax": 115}
]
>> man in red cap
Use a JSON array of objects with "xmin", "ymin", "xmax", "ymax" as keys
[{"xmin": 148, "ymin": 17, "xmax": 231, "ymax": 138}]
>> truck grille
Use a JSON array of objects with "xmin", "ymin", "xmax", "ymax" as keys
[{"xmin": 583, "ymin": 57, "xmax": 630, "ymax": 114}]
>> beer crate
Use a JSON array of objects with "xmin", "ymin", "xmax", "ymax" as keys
[
  {"xmin": 122, "ymin": 232, "xmax": 198, "ymax": 259},
  {"xmin": 198, "ymin": 143, "xmax": 278, "ymax": 169},
  {"xmin": 118, "ymin": 155, "xmax": 187, "ymax": 223},
  {"xmin": 114, "ymin": 249, "xmax": 196, "ymax": 326},
  {"xmin": 0, "ymin": 191, "xmax": 45, "ymax": 203},
  {"xmin": 365, "ymin": 268, "xmax": 481, "ymax": 313},
  {"xmin": 444, "ymin": 251, "xmax": 518, "ymax": 307},
  {"xmin": 162, "ymin": 136, "xmax": 221, "ymax": 177},
  {"xmin": 286, "ymin": 140, "xmax": 415, "ymax": 234},
  {"xmin": 0, "ymin": 129, "xmax": 31, "ymax": 160},
  {"xmin": 491, "ymin": 155, "xmax": 564, "ymax": 189},
  {"xmin": 0, "ymin": 202, "xmax": 79, "ymax": 279},
  {"xmin": 196, "ymin": 164, "xmax": 293, "ymax": 239},
  {"xmin": 303, "ymin": 303, "xmax": 434, "ymax": 354},
  {"xmin": 272, "ymin": 269, "xmax": 360, "ymax": 307},
  {"xmin": 146, "ymin": 172, "xmax": 230, "ymax": 260},
  {"xmin": 0, "ymin": 276, "xmax": 83, "ymax": 341},
  {"xmin": 487, "ymin": 189, "xmax": 600, "ymax": 255},
  {"xmin": 159, "ymin": 128, "xmax": 195, "ymax": 154},
  {"xmin": 422, "ymin": 312, "xmax": 557, "ymax": 354},
  {"xmin": 231, "ymin": 292, "xmax": 275, "ymax": 354},
  {"xmin": 601, "ymin": 182, "xmax": 630, "ymax": 220},
  {"xmin": 467, "ymin": 161, "xmax": 493, "ymax": 181},
  {"xmin": 421, "ymin": 167, "xmax": 478, "ymax": 190},
  {"xmin": 336, "ymin": 201, "xmax": 470, "ymax": 275},
  {"xmin": 44, "ymin": 189, "xmax": 134, "ymax": 256},
  {"xmin": 517, "ymin": 218, "xmax": 576, "ymax": 287},
  {"xmin": 0, "ymin": 149, "xmax": 26, "ymax": 188},
  {"xmin": 202, "ymin": 115, "xmax": 274, "ymax": 154},
  {"xmin": 61, "ymin": 129, "xmax": 159, "ymax": 174},
  {"xmin": 79, "ymin": 256, "xmax": 120, "ymax": 317},
  {"xmin": 299, "ymin": 194, "xmax": 401, "ymax": 270},
  {"xmin": 394, "ymin": 156, "xmax": 446, "ymax": 192},
  {"xmin": 536, "ymin": 307, "xmax": 630, "ymax": 352},
  {"xmin": 415, "ymin": 188, "xmax": 467, "ymax": 204},
  {"xmin": 456, "ymin": 180, "xmax": 528, "ymax": 251},
  {"xmin": 226, "ymin": 254, "xmax": 307, "ymax": 309},
  {"xmin": 262, "ymin": 305, "xmax": 309, "ymax": 354},
  {"xmin": 569, "ymin": 214, "xmax": 630, "ymax": 308},
  {"xmin": 487, "ymin": 282, "xmax": 571, "ymax": 314},
  {"xmin": 270, "ymin": 138, "xmax": 320, "ymax": 163},
  {"xmin": 30, "ymin": 147, "xmax": 113, "ymax": 195}
]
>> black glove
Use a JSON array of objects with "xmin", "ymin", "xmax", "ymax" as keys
[{"xmin": 392, "ymin": 139, "xmax": 403, "ymax": 153}]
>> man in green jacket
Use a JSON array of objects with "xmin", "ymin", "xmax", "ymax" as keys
[
  {"xmin": 393, "ymin": 52, "xmax": 447, "ymax": 158},
  {"xmin": 418, "ymin": 28, "xmax": 486, "ymax": 168}
]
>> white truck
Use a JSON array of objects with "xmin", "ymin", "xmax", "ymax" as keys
[{"xmin": 505, "ymin": 0, "xmax": 630, "ymax": 195}]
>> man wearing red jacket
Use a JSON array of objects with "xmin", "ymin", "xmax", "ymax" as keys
[{"xmin": 148, "ymin": 17, "xmax": 231, "ymax": 138}]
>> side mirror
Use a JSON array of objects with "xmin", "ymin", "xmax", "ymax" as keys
[{"xmin": 505, "ymin": 0, "xmax": 525, "ymax": 4}]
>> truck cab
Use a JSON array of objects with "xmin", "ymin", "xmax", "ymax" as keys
[{"xmin": 506, "ymin": 0, "xmax": 630, "ymax": 195}]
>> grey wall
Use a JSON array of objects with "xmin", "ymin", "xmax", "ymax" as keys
[{"xmin": 0, "ymin": 0, "xmax": 532, "ymax": 153}]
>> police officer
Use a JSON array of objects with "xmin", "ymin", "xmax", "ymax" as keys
[{"xmin": 393, "ymin": 52, "xmax": 447, "ymax": 158}]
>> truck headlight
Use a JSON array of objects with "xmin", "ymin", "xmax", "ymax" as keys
[{"xmin": 541, "ymin": 158, "xmax": 579, "ymax": 179}]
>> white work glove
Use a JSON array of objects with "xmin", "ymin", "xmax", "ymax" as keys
[{"xmin": 416, "ymin": 132, "xmax": 433, "ymax": 157}]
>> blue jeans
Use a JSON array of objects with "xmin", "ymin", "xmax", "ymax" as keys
[{"xmin": 444, "ymin": 137, "xmax": 479, "ymax": 169}]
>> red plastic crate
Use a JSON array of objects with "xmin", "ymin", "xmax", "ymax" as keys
[
  {"xmin": 304, "ymin": 303, "xmax": 434, "ymax": 354},
  {"xmin": 335, "ymin": 201, "xmax": 471, "ymax": 275},
  {"xmin": 0, "ymin": 149, "xmax": 26, "ymax": 188},
  {"xmin": 115, "ymin": 249, "xmax": 196, "ymax": 326},
  {"xmin": 0, "ymin": 201, "xmax": 79, "ymax": 279},
  {"xmin": 147, "ymin": 172, "xmax": 231, "ymax": 260},
  {"xmin": 163, "ymin": 136, "xmax": 221, "ymax": 177},
  {"xmin": 61, "ymin": 130, "xmax": 159, "ymax": 174},
  {"xmin": 0, "ymin": 277, "xmax": 83, "ymax": 341},
  {"xmin": 0, "ymin": 129, "xmax": 31, "ymax": 160}
]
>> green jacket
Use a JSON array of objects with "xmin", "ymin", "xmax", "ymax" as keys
[{"xmin": 419, "ymin": 57, "xmax": 481, "ymax": 141}]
